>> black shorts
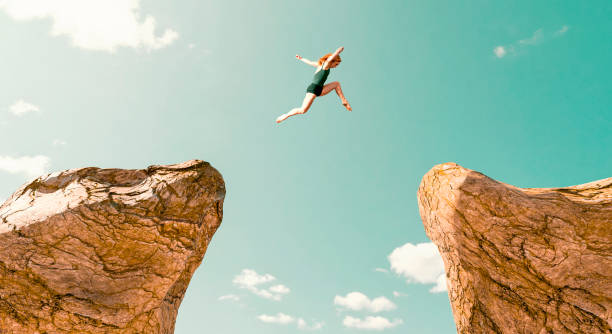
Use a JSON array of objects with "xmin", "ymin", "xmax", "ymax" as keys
[{"xmin": 306, "ymin": 83, "xmax": 323, "ymax": 96}]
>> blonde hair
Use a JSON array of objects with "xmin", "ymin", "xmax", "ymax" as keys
[{"xmin": 318, "ymin": 53, "xmax": 341, "ymax": 66}]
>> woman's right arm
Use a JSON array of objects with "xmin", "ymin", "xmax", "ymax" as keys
[
  {"xmin": 296, "ymin": 54, "xmax": 318, "ymax": 67},
  {"xmin": 322, "ymin": 47, "xmax": 344, "ymax": 69}
]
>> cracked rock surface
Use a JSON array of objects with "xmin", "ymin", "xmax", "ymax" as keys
[
  {"xmin": 418, "ymin": 163, "xmax": 611, "ymax": 334},
  {"xmin": 0, "ymin": 160, "xmax": 225, "ymax": 333}
]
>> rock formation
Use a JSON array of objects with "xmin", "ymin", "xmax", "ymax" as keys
[
  {"xmin": 418, "ymin": 163, "xmax": 611, "ymax": 334},
  {"xmin": 0, "ymin": 160, "xmax": 225, "ymax": 333}
]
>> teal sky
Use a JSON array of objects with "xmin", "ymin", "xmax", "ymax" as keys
[{"xmin": 1, "ymin": 1, "xmax": 611, "ymax": 333}]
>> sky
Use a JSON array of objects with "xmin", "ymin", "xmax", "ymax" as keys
[{"xmin": 0, "ymin": 0, "xmax": 611, "ymax": 333}]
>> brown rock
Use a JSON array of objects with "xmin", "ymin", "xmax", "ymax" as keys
[
  {"xmin": 0, "ymin": 160, "xmax": 225, "ymax": 333},
  {"xmin": 418, "ymin": 163, "xmax": 612, "ymax": 334}
]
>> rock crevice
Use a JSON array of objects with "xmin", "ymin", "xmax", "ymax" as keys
[{"xmin": 418, "ymin": 163, "xmax": 611, "ymax": 334}]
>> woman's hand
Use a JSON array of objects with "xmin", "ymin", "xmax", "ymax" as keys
[{"xmin": 295, "ymin": 54, "xmax": 303, "ymax": 60}]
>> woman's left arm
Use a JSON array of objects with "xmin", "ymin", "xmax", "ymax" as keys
[{"xmin": 296, "ymin": 55, "xmax": 319, "ymax": 67}]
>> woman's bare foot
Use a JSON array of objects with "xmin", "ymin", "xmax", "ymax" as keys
[
  {"xmin": 342, "ymin": 100, "xmax": 352, "ymax": 111},
  {"xmin": 276, "ymin": 113, "xmax": 289, "ymax": 123}
]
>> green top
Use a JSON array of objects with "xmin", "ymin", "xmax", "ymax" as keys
[{"xmin": 311, "ymin": 67, "xmax": 330, "ymax": 86}]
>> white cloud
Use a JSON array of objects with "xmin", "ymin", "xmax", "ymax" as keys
[
  {"xmin": 556, "ymin": 25, "xmax": 569, "ymax": 36},
  {"xmin": 188, "ymin": 43, "xmax": 196, "ymax": 49},
  {"xmin": 388, "ymin": 242, "xmax": 447, "ymax": 293},
  {"xmin": 429, "ymin": 273, "xmax": 447, "ymax": 293},
  {"xmin": 233, "ymin": 269, "xmax": 275, "ymax": 287},
  {"xmin": 297, "ymin": 318, "xmax": 324, "ymax": 331},
  {"xmin": 258, "ymin": 314, "xmax": 323, "ymax": 331},
  {"xmin": 232, "ymin": 269, "xmax": 290, "ymax": 301},
  {"xmin": 258, "ymin": 313, "xmax": 294, "ymax": 325},
  {"xmin": 218, "ymin": 294, "xmax": 240, "ymax": 302},
  {"xmin": 494, "ymin": 26, "xmax": 569, "ymax": 59},
  {"xmin": 8, "ymin": 99, "xmax": 40, "ymax": 116},
  {"xmin": 392, "ymin": 291, "xmax": 407, "ymax": 298},
  {"xmin": 519, "ymin": 29, "xmax": 543, "ymax": 45},
  {"xmin": 374, "ymin": 268, "xmax": 388, "ymax": 273},
  {"xmin": 334, "ymin": 292, "xmax": 396, "ymax": 313},
  {"xmin": 269, "ymin": 284, "xmax": 290, "ymax": 294},
  {"xmin": 493, "ymin": 46, "xmax": 507, "ymax": 58},
  {"xmin": 0, "ymin": 155, "xmax": 50, "ymax": 178},
  {"xmin": 0, "ymin": 0, "xmax": 178, "ymax": 52},
  {"xmin": 342, "ymin": 316, "xmax": 403, "ymax": 331}
]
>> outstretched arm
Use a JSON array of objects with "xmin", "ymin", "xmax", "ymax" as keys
[
  {"xmin": 323, "ymin": 47, "xmax": 344, "ymax": 69},
  {"xmin": 296, "ymin": 55, "xmax": 319, "ymax": 67}
]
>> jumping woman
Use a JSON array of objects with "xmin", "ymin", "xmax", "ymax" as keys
[{"xmin": 276, "ymin": 46, "xmax": 352, "ymax": 123}]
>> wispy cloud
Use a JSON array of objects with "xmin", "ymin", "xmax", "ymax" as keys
[
  {"xmin": 218, "ymin": 294, "xmax": 240, "ymax": 302},
  {"xmin": 392, "ymin": 291, "xmax": 407, "ymax": 298},
  {"xmin": 388, "ymin": 242, "xmax": 447, "ymax": 293},
  {"xmin": 518, "ymin": 29, "xmax": 543, "ymax": 45},
  {"xmin": 555, "ymin": 25, "xmax": 569, "ymax": 36},
  {"xmin": 269, "ymin": 284, "xmax": 290, "ymax": 294},
  {"xmin": 334, "ymin": 292, "xmax": 396, "ymax": 313},
  {"xmin": 374, "ymin": 268, "xmax": 389, "ymax": 274},
  {"xmin": 232, "ymin": 269, "xmax": 290, "ymax": 301},
  {"xmin": 258, "ymin": 313, "xmax": 324, "ymax": 331},
  {"xmin": 8, "ymin": 99, "xmax": 40, "ymax": 116},
  {"xmin": 0, "ymin": 0, "xmax": 178, "ymax": 52},
  {"xmin": 493, "ymin": 25, "xmax": 569, "ymax": 58},
  {"xmin": 0, "ymin": 155, "xmax": 50, "ymax": 179},
  {"xmin": 258, "ymin": 313, "xmax": 294, "ymax": 325},
  {"xmin": 342, "ymin": 316, "xmax": 403, "ymax": 331},
  {"xmin": 52, "ymin": 139, "xmax": 67, "ymax": 147},
  {"xmin": 297, "ymin": 318, "xmax": 324, "ymax": 331}
]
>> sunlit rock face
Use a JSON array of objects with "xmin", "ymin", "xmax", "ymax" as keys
[
  {"xmin": 418, "ymin": 163, "xmax": 611, "ymax": 334},
  {"xmin": 0, "ymin": 160, "xmax": 225, "ymax": 333}
]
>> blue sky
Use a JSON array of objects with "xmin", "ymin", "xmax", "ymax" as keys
[{"xmin": 0, "ymin": 1, "xmax": 610, "ymax": 333}]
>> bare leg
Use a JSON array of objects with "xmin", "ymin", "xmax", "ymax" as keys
[
  {"xmin": 320, "ymin": 81, "xmax": 352, "ymax": 111},
  {"xmin": 276, "ymin": 93, "xmax": 316, "ymax": 123}
]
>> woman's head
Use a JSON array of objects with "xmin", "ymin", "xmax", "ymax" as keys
[{"xmin": 319, "ymin": 53, "xmax": 341, "ymax": 68}]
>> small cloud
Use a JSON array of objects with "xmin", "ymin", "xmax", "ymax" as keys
[
  {"xmin": 8, "ymin": 100, "xmax": 40, "ymax": 116},
  {"xmin": 342, "ymin": 316, "xmax": 403, "ymax": 331},
  {"xmin": 269, "ymin": 284, "xmax": 290, "ymax": 294},
  {"xmin": 0, "ymin": 155, "xmax": 50, "ymax": 179},
  {"xmin": 388, "ymin": 242, "xmax": 447, "ymax": 293},
  {"xmin": 0, "ymin": 0, "xmax": 178, "ymax": 52},
  {"xmin": 232, "ymin": 269, "xmax": 290, "ymax": 301},
  {"xmin": 188, "ymin": 43, "xmax": 196, "ymax": 49},
  {"xmin": 374, "ymin": 268, "xmax": 389, "ymax": 274},
  {"xmin": 392, "ymin": 291, "xmax": 407, "ymax": 298},
  {"xmin": 519, "ymin": 28, "xmax": 543, "ymax": 45},
  {"xmin": 555, "ymin": 25, "xmax": 569, "ymax": 36},
  {"xmin": 494, "ymin": 26, "xmax": 568, "ymax": 59},
  {"xmin": 493, "ymin": 46, "xmax": 507, "ymax": 58},
  {"xmin": 218, "ymin": 294, "xmax": 240, "ymax": 302},
  {"xmin": 52, "ymin": 139, "xmax": 67, "ymax": 147},
  {"xmin": 334, "ymin": 292, "xmax": 396, "ymax": 313},
  {"xmin": 258, "ymin": 313, "xmax": 295, "ymax": 325},
  {"xmin": 233, "ymin": 269, "xmax": 275, "ymax": 287},
  {"xmin": 258, "ymin": 314, "xmax": 323, "ymax": 330},
  {"xmin": 297, "ymin": 318, "xmax": 324, "ymax": 331}
]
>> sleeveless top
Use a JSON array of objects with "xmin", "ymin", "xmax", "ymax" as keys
[{"xmin": 311, "ymin": 67, "xmax": 330, "ymax": 86}]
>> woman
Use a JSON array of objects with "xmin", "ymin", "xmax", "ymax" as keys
[{"xmin": 276, "ymin": 46, "xmax": 352, "ymax": 123}]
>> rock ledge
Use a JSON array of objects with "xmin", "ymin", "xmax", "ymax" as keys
[
  {"xmin": 0, "ymin": 159, "xmax": 225, "ymax": 333},
  {"xmin": 418, "ymin": 163, "xmax": 611, "ymax": 333}
]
